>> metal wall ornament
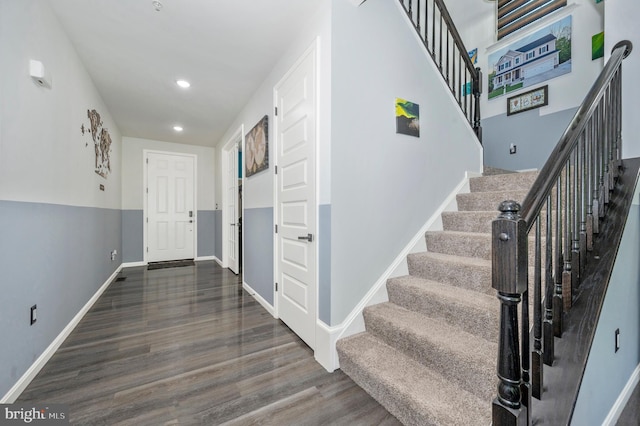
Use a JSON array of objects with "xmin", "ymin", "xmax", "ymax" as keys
[{"xmin": 81, "ymin": 109, "xmax": 113, "ymax": 178}]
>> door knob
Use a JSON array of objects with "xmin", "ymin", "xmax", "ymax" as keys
[{"xmin": 298, "ymin": 233, "xmax": 313, "ymax": 242}]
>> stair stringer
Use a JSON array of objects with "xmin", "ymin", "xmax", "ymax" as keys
[{"xmin": 314, "ymin": 171, "xmax": 481, "ymax": 372}]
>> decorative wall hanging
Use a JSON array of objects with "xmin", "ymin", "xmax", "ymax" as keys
[
  {"xmin": 395, "ymin": 98, "xmax": 420, "ymax": 137},
  {"xmin": 245, "ymin": 115, "xmax": 269, "ymax": 177},
  {"xmin": 507, "ymin": 85, "xmax": 548, "ymax": 116},
  {"xmin": 488, "ymin": 15, "xmax": 572, "ymax": 100},
  {"xmin": 592, "ymin": 31, "xmax": 605, "ymax": 60},
  {"xmin": 468, "ymin": 48, "xmax": 478, "ymax": 65},
  {"xmin": 80, "ymin": 109, "xmax": 113, "ymax": 178}
]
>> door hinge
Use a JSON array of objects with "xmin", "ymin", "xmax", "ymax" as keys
[
  {"xmin": 146, "ymin": 158, "xmax": 149, "ymax": 164},
  {"xmin": 146, "ymin": 217, "xmax": 148, "ymax": 223},
  {"xmin": 275, "ymin": 165, "xmax": 278, "ymax": 175},
  {"xmin": 146, "ymin": 247, "xmax": 149, "ymax": 253},
  {"xmin": 275, "ymin": 224, "xmax": 278, "ymax": 233},
  {"xmin": 275, "ymin": 106, "xmax": 278, "ymax": 116},
  {"xmin": 275, "ymin": 282, "xmax": 278, "ymax": 292}
]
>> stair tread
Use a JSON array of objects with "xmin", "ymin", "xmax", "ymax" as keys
[
  {"xmin": 388, "ymin": 275, "xmax": 497, "ymax": 313},
  {"xmin": 409, "ymin": 250, "xmax": 491, "ymax": 267},
  {"xmin": 387, "ymin": 275, "xmax": 499, "ymax": 342},
  {"xmin": 470, "ymin": 170, "xmax": 539, "ymax": 193},
  {"xmin": 365, "ymin": 303, "xmax": 497, "ymax": 365},
  {"xmin": 337, "ymin": 333, "xmax": 490, "ymax": 426}
]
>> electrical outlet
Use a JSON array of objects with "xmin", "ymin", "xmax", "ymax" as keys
[
  {"xmin": 615, "ymin": 328, "xmax": 620, "ymax": 352},
  {"xmin": 110, "ymin": 250, "xmax": 117, "ymax": 261},
  {"xmin": 30, "ymin": 305, "xmax": 37, "ymax": 325},
  {"xmin": 509, "ymin": 143, "xmax": 517, "ymax": 154}
]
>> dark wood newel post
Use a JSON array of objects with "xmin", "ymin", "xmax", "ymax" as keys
[{"xmin": 492, "ymin": 200, "xmax": 528, "ymax": 425}]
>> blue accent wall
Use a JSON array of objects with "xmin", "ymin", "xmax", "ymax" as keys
[
  {"xmin": 573, "ymin": 198, "xmax": 640, "ymax": 424},
  {"xmin": 122, "ymin": 210, "xmax": 143, "ymax": 263},
  {"xmin": 483, "ymin": 107, "xmax": 578, "ymax": 171},
  {"xmin": 243, "ymin": 207, "xmax": 274, "ymax": 305},
  {"xmin": 319, "ymin": 204, "xmax": 331, "ymax": 325},
  {"xmin": 0, "ymin": 201, "xmax": 122, "ymax": 397},
  {"xmin": 197, "ymin": 210, "xmax": 216, "ymax": 257},
  {"xmin": 120, "ymin": 209, "xmax": 217, "ymax": 262},
  {"xmin": 214, "ymin": 210, "xmax": 222, "ymax": 260}
]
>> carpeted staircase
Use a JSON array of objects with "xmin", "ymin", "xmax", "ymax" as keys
[{"xmin": 337, "ymin": 170, "xmax": 539, "ymax": 425}]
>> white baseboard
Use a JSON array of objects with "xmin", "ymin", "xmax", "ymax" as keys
[
  {"xmin": 121, "ymin": 261, "xmax": 146, "ymax": 268},
  {"xmin": 324, "ymin": 173, "xmax": 475, "ymax": 371},
  {"xmin": 213, "ymin": 257, "xmax": 224, "ymax": 267},
  {"xmin": 603, "ymin": 363, "xmax": 640, "ymax": 425},
  {"xmin": 243, "ymin": 281, "xmax": 276, "ymax": 317},
  {"xmin": 0, "ymin": 266, "xmax": 122, "ymax": 403},
  {"xmin": 315, "ymin": 320, "xmax": 342, "ymax": 372},
  {"xmin": 195, "ymin": 255, "xmax": 217, "ymax": 262}
]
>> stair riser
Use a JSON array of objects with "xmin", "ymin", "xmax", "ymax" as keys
[
  {"xmin": 387, "ymin": 281, "xmax": 499, "ymax": 342},
  {"xmin": 456, "ymin": 191, "xmax": 529, "ymax": 212},
  {"xmin": 442, "ymin": 211, "xmax": 554, "ymax": 234},
  {"xmin": 364, "ymin": 309, "xmax": 496, "ymax": 401}
]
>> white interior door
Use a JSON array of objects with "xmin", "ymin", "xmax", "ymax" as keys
[
  {"xmin": 146, "ymin": 152, "xmax": 195, "ymax": 262},
  {"xmin": 275, "ymin": 42, "xmax": 317, "ymax": 349},
  {"xmin": 226, "ymin": 143, "xmax": 240, "ymax": 274}
]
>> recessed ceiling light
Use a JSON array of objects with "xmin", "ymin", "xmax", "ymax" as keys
[
  {"xmin": 176, "ymin": 79, "xmax": 190, "ymax": 89},
  {"xmin": 152, "ymin": 1, "xmax": 163, "ymax": 12},
  {"xmin": 173, "ymin": 126, "xmax": 183, "ymax": 132}
]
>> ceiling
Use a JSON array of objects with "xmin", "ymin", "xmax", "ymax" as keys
[{"xmin": 48, "ymin": 0, "xmax": 325, "ymax": 147}]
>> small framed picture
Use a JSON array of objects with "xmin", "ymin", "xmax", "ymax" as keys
[{"xmin": 507, "ymin": 85, "xmax": 548, "ymax": 116}]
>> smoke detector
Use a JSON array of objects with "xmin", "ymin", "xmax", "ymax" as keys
[{"xmin": 152, "ymin": 1, "xmax": 163, "ymax": 12}]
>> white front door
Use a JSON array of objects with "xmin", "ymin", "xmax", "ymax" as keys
[
  {"xmin": 275, "ymin": 41, "xmax": 317, "ymax": 349},
  {"xmin": 225, "ymin": 143, "xmax": 240, "ymax": 274},
  {"xmin": 146, "ymin": 152, "xmax": 196, "ymax": 262}
]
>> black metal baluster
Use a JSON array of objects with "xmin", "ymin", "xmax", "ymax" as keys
[
  {"xmin": 554, "ymin": 176, "xmax": 563, "ymax": 337},
  {"xmin": 579, "ymin": 131, "xmax": 587, "ymax": 275},
  {"xmin": 543, "ymin": 196, "xmax": 555, "ymax": 365},
  {"xmin": 416, "ymin": 0, "xmax": 421, "ymax": 32},
  {"xmin": 586, "ymin": 116, "xmax": 594, "ymax": 250},
  {"xmin": 571, "ymin": 147, "xmax": 580, "ymax": 290},
  {"xmin": 563, "ymin": 160, "xmax": 572, "ymax": 312},
  {"xmin": 532, "ymin": 217, "xmax": 543, "ymax": 399}
]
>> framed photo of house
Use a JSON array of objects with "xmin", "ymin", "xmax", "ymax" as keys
[
  {"xmin": 488, "ymin": 15, "xmax": 572, "ymax": 100},
  {"xmin": 507, "ymin": 85, "xmax": 548, "ymax": 116}
]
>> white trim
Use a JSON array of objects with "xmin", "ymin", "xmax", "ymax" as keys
[
  {"xmin": 121, "ymin": 261, "xmax": 147, "ymax": 268},
  {"xmin": 603, "ymin": 363, "xmax": 640, "ymax": 426},
  {"xmin": 321, "ymin": 173, "xmax": 475, "ymax": 371},
  {"xmin": 243, "ymin": 281, "xmax": 276, "ymax": 317},
  {"xmin": 143, "ymin": 150, "xmax": 198, "ymax": 263},
  {"xmin": 1, "ymin": 266, "xmax": 122, "ymax": 403},
  {"xmin": 213, "ymin": 257, "xmax": 224, "ymax": 267},
  {"xmin": 195, "ymin": 256, "xmax": 217, "ymax": 262},
  {"xmin": 314, "ymin": 320, "xmax": 342, "ymax": 372},
  {"xmin": 221, "ymin": 127, "xmax": 244, "ymax": 273}
]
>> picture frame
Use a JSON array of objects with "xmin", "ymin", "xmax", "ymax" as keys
[
  {"xmin": 507, "ymin": 85, "xmax": 548, "ymax": 116},
  {"xmin": 245, "ymin": 115, "xmax": 269, "ymax": 177}
]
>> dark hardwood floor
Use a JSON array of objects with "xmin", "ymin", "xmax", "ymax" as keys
[
  {"xmin": 18, "ymin": 262, "xmax": 400, "ymax": 425},
  {"xmin": 617, "ymin": 381, "xmax": 640, "ymax": 426}
]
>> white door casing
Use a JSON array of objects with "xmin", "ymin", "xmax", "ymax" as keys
[
  {"xmin": 274, "ymin": 40, "xmax": 318, "ymax": 349},
  {"xmin": 225, "ymin": 141, "xmax": 240, "ymax": 274},
  {"xmin": 146, "ymin": 151, "xmax": 196, "ymax": 262}
]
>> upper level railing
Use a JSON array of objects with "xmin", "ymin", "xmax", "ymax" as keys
[
  {"xmin": 398, "ymin": 0, "xmax": 482, "ymax": 142},
  {"xmin": 491, "ymin": 40, "xmax": 633, "ymax": 425}
]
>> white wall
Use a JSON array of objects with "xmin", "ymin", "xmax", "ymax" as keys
[
  {"xmin": 449, "ymin": 1, "xmax": 604, "ymax": 120},
  {"xmin": 605, "ymin": 0, "xmax": 640, "ymax": 159},
  {"xmin": 215, "ymin": 1, "xmax": 332, "ymax": 209},
  {"xmin": 0, "ymin": 0, "xmax": 121, "ymax": 209},
  {"xmin": 121, "ymin": 137, "xmax": 215, "ymax": 211},
  {"xmin": 329, "ymin": 0, "xmax": 482, "ymax": 325}
]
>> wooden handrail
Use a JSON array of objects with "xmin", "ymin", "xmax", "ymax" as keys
[{"xmin": 520, "ymin": 41, "xmax": 632, "ymax": 230}]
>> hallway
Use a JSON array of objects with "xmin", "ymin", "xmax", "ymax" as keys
[{"xmin": 17, "ymin": 262, "xmax": 399, "ymax": 425}]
